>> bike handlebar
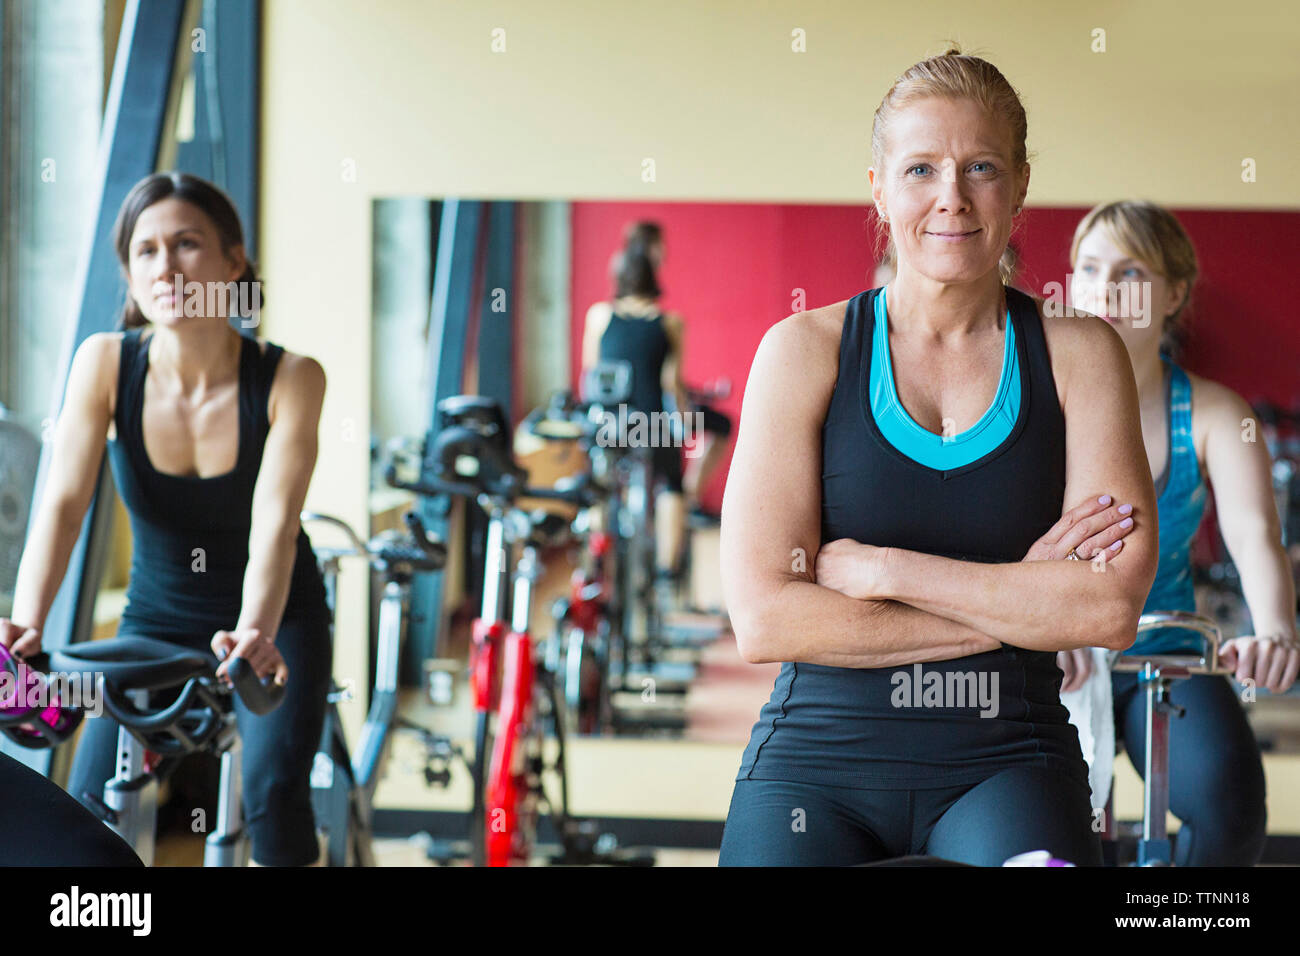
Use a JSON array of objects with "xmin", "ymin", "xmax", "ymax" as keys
[
  {"xmin": 1109, "ymin": 610, "xmax": 1231, "ymax": 676},
  {"xmin": 302, "ymin": 509, "xmax": 447, "ymax": 572},
  {"xmin": 384, "ymin": 464, "xmax": 598, "ymax": 509},
  {"xmin": 224, "ymin": 654, "xmax": 286, "ymax": 715},
  {"xmin": 300, "ymin": 511, "xmax": 369, "ymax": 556}
]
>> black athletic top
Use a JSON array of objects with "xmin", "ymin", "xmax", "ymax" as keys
[
  {"xmin": 598, "ymin": 307, "xmax": 669, "ymax": 415},
  {"xmin": 107, "ymin": 329, "xmax": 328, "ymax": 650},
  {"xmin": 736, "ymin": 285, "xmax": 1091, "ymax": 790}
]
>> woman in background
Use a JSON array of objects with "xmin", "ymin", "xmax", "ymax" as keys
[
  {"xmin": 581, "ymin": 221, "xmax": 689, "ymax": 587},
  {"xmin": 1063, "ymin": 200, "xmax": 1298, "ymax": 865}
]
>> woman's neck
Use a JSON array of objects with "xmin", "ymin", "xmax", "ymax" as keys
[
  {"xmin": 887, "ymin": 269, "xmax": 1006, "ymax": 340},
  {"xmin": 145, "ymin": 321, "xmax": 242, "ymax": 394},
  {"xmin": 1131, "ymin": 350, "xmax": 1169, "ymax": 412},
  {"xmin": 613, "ymin": 294, "xmax": 659, "ymax": 315}
]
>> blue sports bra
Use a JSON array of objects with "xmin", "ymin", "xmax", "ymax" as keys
[{"xmin": 869, "ymin": 286, "xmax": 1021, "ymax": 470}]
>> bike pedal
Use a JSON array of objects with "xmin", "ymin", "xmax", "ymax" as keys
[{"xmin": 423, "ymin": 765, "xmax": 452, "ymax": 788}]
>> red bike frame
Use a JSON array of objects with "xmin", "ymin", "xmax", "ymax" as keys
[
  {"xmin": 558, "ymin": 529, "xmax": 612, "ymax": 735},
  {"xmin": 469, "ymin": 512, "xmax": 548, "ymax": 867}
]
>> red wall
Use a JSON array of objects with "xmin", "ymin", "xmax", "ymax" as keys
[{"xmin": 571, "ymin": 202, "xmax": 1300, "ymax": 513}]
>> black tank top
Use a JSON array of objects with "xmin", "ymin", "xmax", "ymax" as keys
[
  {"xmin": 597, "ymin": 307, "xmax": 669, "ymax": 415},
  {"xmin": 107, "ymin": 329, "xmax": 328, "ymax": 649},
  {"xmin": 736, "ymin": 285, "xmax": 1090, "ymax": 790}
]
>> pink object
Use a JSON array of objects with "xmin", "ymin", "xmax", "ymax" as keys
[{"xmin": 1003, "ymin": 849, "xmax": 1076, "ymax": 867}]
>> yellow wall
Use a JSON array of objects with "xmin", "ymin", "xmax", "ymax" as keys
[{"xmin": 259, "ymin": 0, "xmax": 1300, "ymax": 707}]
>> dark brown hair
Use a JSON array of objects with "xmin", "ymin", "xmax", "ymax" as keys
[
  {"xmin": 112, "ymin": 171, "xmax": 261, "ymax": 330},
  {"xmin": 611, "ymin": 221, "xmax": 663, "ymax": 299}
]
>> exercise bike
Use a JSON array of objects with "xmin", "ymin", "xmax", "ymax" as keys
[
  {"xmin": 1102, "ymin": 610, "xmax": 1231, "ymax": 866},
  {"xmin": 388, "ymin": 394, "xmax": 654, "ymax": 866},
  {"xmin": 521, "ymin": 388, "xmax": 621, "ymax": 736},
  {"xmin": 46, "ymin": 635, "xmax": 284, "ymax": 866},
  {"xmin": 301, "ymin": 508, "xmax": 450, "ymax": 866},
  {"xmin": 581, "ymin": 363, "xmax": 701, "ymax": 728}
]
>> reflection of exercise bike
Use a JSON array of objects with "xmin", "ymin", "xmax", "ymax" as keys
[
  {"xmin": 522, "ymin": 391, "xmax": 618, "ymax": 736},
  {"xmin": 388, "ymin": 394, "xmax": 655, "ymax": 866},
  {"xmin": 575, "ymin": 363, "xmax": 710, "ymax": 730},
  {"xmin": 47, "ymin": 636, "xmax": 284, "ymax": 866},
  {"xmin": 582, "ymin": 362, "xmax": 660, "ymax": 677},
  {"xmin": 1102, "ymin": 610, "xmax": 1230, "ymax": 867}
]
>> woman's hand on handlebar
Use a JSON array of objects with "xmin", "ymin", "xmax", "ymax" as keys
[
  {"xmin": 212, "ymin": 628, "xmax": 289, "ymax": 686},
  {"xmin": 0, "ymin": 619, "xmax": 41, "ymax": 659},
  {"xmin": 1220, "ymin": 636, "xmax": 1300, "ymax": 695},
  {"xmin": 1024, "ymin": 494, "xmax": 1135, "ymax": 562}
]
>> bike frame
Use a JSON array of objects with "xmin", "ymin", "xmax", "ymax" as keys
[
  {"xmin": 306, "ymin": 513, "xmax": 427, "ymax": 868},
  {"xmin": 96, "ymin": 689, "xmax": 248, "ymax": 867},
  {"xmin": 550, "ymin": 524, "xmax": 613, "ymax": 735},
  {"xmin": 471, "ymin": 504, "xmax": 575, "ymax": 866},
  {"xmin": 617, "ymin": 444, "xmax": 660, "ymax": 671}
]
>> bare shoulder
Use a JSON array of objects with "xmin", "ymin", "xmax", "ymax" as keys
[
  {"xmin": 1184, "ymin": 369, "xmax": 1255, "ymax": 455},
  {"xmin": 1184, "ymin": 369, "xmax": 1251, "ymax": 418},
  {"xmin": 75, "ymin": 330, "xmax": 124, "ymax": 367},
  {"xmin": 748, "ymin": 299, "xmax": 847, "ymax": 400},
  {"xmin": 268, "ymin": 347, "xmax": 326, "ymax": 423},
  {"xmin": 1036, "ymin": 299, "xmax": 1130, "ymax": 408},
  {"xmin": 70, "ymin": 331, "xmax": 124, "ymax": 415},
  {"xmin": 274, "ymin": 348, "xmax": 326, "ymax": 390},
  {"xmin": 584, "ymin": 300, "xmax": 613, "ymax": 333}
]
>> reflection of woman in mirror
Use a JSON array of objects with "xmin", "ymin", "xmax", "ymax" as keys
[
  {"xmin": 720, "ymin": 48, "xmax": 1158, "ymax": 866},
  {"xmin": 1062, "ymin": 200, "xmax": 1297, "ymax": 865},
  {"xmin": 581, "ymin": 221, "xmax": 689, "ymax": 585}
]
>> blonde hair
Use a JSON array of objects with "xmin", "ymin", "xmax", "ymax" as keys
[
  {"xmin": 871, "ymin": 44, "xmax": 1029, "ymax": 286},
  {"xmin": 1069, "ymin": 201, "xmax": 1199, "ymax": 357}
]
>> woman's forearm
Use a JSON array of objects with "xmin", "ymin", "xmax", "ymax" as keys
[
  {"xmin": 9, "ymin": 501, "xmax": 87, "ymax": 631},
  {"xmin": 878, "ymin": 547, "xmax": 1141, "ymax": 651},
  {"xmin": 743, "ymin": 577, "xmax": 1001, "ymax": 667},
  {"xmin": 235, "ymin": 523, "xmax": 298, "ymax": 639},
  {"xmin": 1232, "ymin": 531, "xmax": 1299, "ymax": 642}
]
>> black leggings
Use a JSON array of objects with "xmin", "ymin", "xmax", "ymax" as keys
[
  {"xmin": 1112, "ymin": 672, "xmax": 1266, "ymax": 866},
  {"xmin": 67, "ymin": 615, "xmax": 332, "ymax": 866},
  {"xmin": 650, "ymin": 443, "xmax": 684, "ymax": 494},
  {"xmin": 719, "ymin": 765, "xmax": 1102, "ymax": 867},
  {"xmin": 0, "ymin": 750, "xmax": 142, "ymax": 866}
]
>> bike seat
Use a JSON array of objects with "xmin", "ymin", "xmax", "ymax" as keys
[
  {"xmin": 582, "ymin": 360, "xmax": 633, "ymax": 406},
  {"xmin": 50, "ymin": 636, "xmax": 215, "ymax": 693},
  {"xmin": 437, "ymin": 395, "xmax": 510, "ymax": 435},
  {"xmin": 369, "ymin": 528, "xmax": 448, "ymax": 572},
  {"xmin": 431, "ymin": 423, "xmax": 528, "ymax": 494},
  {"xmin": 525, "ymin": 510, "xmax": 573, "ymax": 548}
]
